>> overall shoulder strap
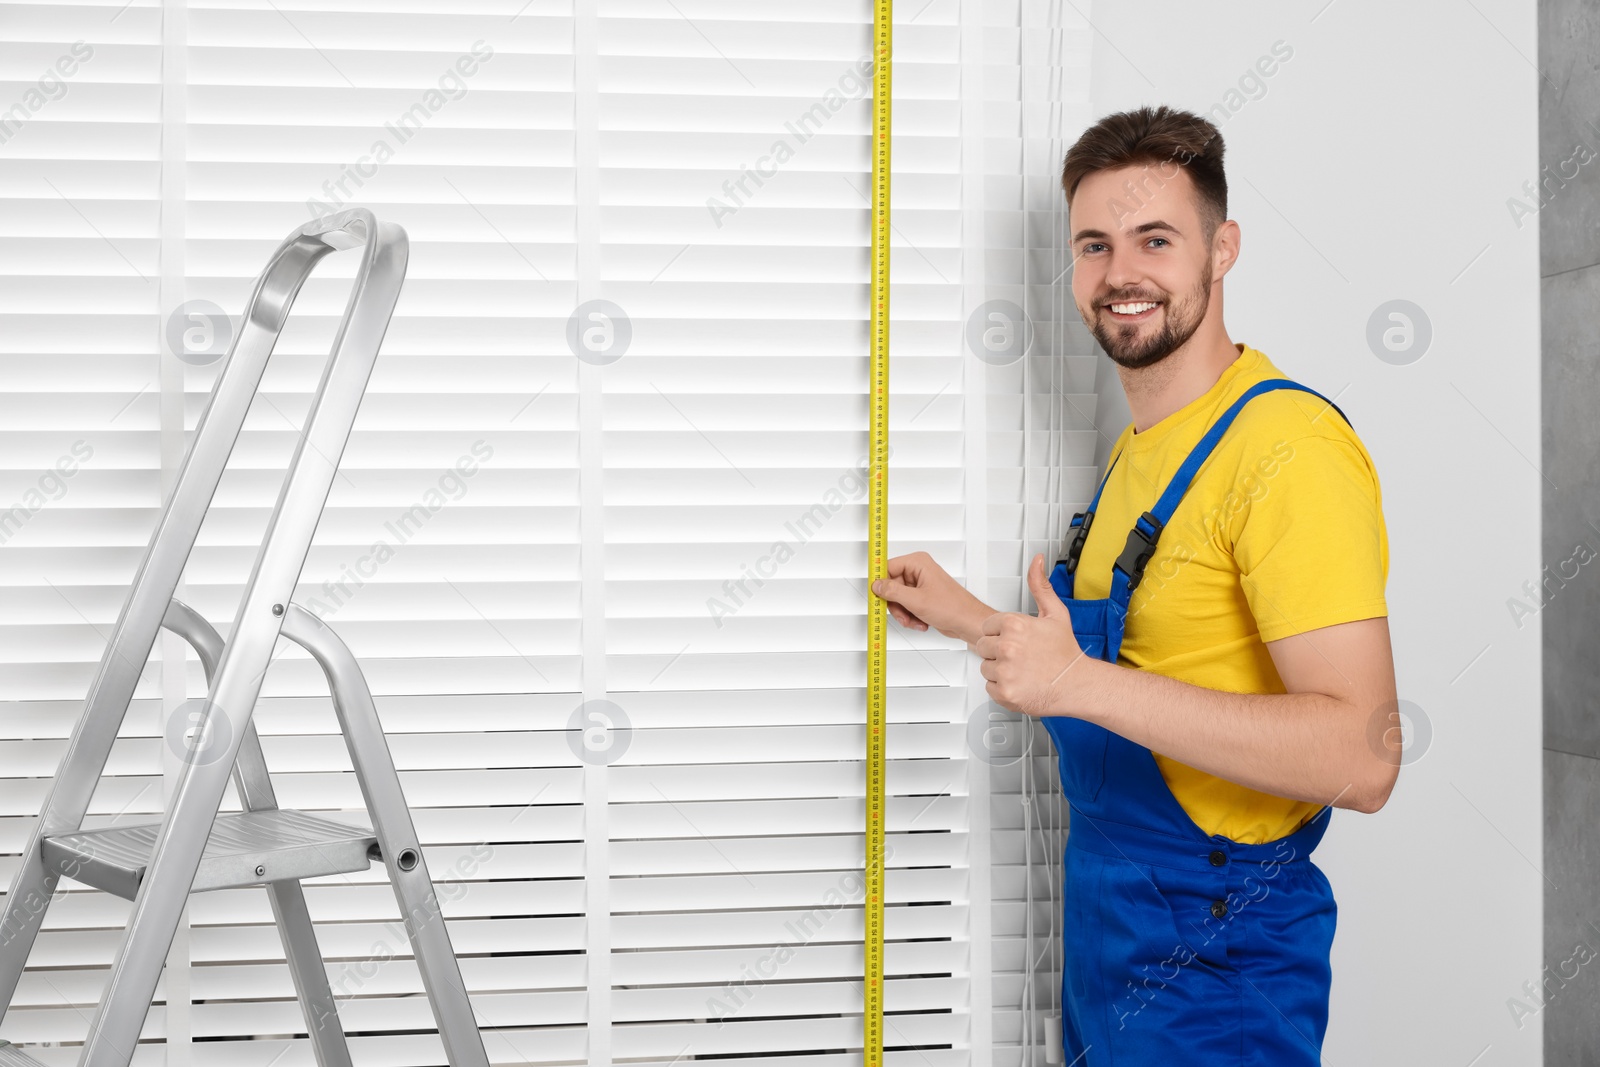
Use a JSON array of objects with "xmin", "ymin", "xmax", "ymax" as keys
[
  {"xmin": 1151, "ymin": 378, "xmax": 1349, "ymax": 525},
  {"xmin": 1110, "ymin": 378, "xmax": 1350, "ymax": 592}
]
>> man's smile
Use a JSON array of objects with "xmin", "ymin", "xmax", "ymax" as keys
[{"xmin": 1103, "ymin": 299, "xmax": 1163, "ymax": 323}]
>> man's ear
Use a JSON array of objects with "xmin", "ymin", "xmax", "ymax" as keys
[{"xmin": 1212, "ymin": 215, "xmax": 1242, "ymax": 281}]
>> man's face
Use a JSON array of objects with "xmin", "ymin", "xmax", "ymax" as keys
[{"xmin": 1068, "ymin": 164, "xmax": 1218, "ymax": 370}]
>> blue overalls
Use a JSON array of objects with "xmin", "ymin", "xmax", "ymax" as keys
[{"xmin": 1042, "ymin": 379, "xmax": 1351, "ymax": 1065}]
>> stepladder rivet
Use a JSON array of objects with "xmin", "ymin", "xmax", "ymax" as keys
[
  {"xmin": 255, "ymin": 864, "xmax": 265, "ymax": 877},
  {"xmin": 271, "ymin": 603, "xmax": 284, "ymax": 616}
]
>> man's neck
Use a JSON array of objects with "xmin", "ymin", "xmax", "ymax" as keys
[{"xmin": 1119, "ymin": 333, "xmax": 1243, "ymax": 434}]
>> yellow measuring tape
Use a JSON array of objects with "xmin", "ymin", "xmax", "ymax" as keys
[{"xmin": 865, "ymin": 1, "xmax": 890, "ymax": 1065}]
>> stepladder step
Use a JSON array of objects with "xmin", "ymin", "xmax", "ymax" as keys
[{"xmin": 40, "ymin": 808, "xmax": 378, "ymax": 900}]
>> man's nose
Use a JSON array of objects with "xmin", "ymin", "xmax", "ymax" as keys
[{"xmin": 1102, "ymin": 247, "xmax": 1149, "ymax": 294}]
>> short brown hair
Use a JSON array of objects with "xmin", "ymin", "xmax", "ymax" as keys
[{"xmin": 1060, "ymin": 105, "xmax": 1228, "ymax": 244}]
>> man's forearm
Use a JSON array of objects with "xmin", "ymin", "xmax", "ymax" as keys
[
  {"xmin": 1063, "ymin": 657, "xmax": 1392, "ymax": 813},
  {"xmin": 957, "ymin": 600, "xmax": 998, "ymax": 646}
]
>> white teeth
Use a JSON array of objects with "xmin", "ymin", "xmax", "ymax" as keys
[{"xmin": 1109, "ymin": 301, "xmax": 1158, "ymax": 315}]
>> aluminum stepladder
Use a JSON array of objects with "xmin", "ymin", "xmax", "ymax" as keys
[{"xmin": 0, "ymin": 208, "xmax": 491, "ymax": 1067}]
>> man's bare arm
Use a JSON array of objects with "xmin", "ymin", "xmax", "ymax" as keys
[
  {"xmin": 884, "ymin": 548, "xmax": 1404, "ymax": 813},
  {"xmin": 971, "ymin": 554, "xmax": 1401, "ymax": 813},
  {"xmin": 1068, "ymin": 615, "xmax": 1401, "ymax": 813},
  {"xmin": 872, "ymin": 550, "xmax": 998, "ymax": 643}
]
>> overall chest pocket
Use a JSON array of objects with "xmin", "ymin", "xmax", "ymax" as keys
[{"xmin": 1043, "ymin": 715, "xmax": 1110, "ymax": 804}]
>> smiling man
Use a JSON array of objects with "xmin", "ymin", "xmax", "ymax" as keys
[{"xmin": 871, "ymin": 105, "xmax": 1399, "ymax": 1065}]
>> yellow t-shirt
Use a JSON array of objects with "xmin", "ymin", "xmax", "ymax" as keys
[{"xmin": 1070, "ymin": 343, "xmax": 1389, "ymax": 844}]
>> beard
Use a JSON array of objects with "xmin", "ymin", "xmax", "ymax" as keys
[{"xmin": 1085, "ymin": 257, "xmax": 1213, "ymax": 370}]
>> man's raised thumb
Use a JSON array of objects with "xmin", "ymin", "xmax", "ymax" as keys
[{"xmin": 1028, "ymin": 552, "xmax": 1067, "ymax": 617}]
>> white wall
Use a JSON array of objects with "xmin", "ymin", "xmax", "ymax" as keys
[{"xmin": 1080, "ymin": 1, "xmax": 1542, "ymax": 1062}]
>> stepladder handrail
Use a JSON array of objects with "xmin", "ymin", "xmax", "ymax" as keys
[{"xmin": 38, "ymin": 207, "xmax": 405, "ymax": 839}]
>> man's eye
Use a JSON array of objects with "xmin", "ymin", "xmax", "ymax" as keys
[
  {"xmin": 1148, "ymin": 237, "xmax": 1169, "ymax": 248},
  {"xmin": 1083, "ymin": 242, "xmax": 1107, "ymax": 254}
]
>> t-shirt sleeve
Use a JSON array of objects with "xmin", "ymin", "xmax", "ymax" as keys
[{"xmin": 1229, "ymin": 433, "xmax": 1389, "ymax": 644}]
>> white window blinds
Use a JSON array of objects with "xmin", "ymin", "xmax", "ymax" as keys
[
  {"xmin": 1, "ymin": 0, "xmax": 171, "ymax": 1051},
  {"xmin": 0, "ymin": 1, "xmax": 1095, "ymax": 1064}
]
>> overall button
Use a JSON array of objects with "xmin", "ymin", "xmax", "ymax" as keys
[
  {"xmin": 1208, "ymin": 849, "xmax": 1227, "ymax": 866},
  {"xmin": 1209, "ymin": 900, "xmax": 1229, "ymax": 919}
]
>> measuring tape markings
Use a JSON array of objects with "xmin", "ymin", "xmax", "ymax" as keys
[{"xmin": 866, "ymin": 1, "xmax": 891, "ymax": 1066}]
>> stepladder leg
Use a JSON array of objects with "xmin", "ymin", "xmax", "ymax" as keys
[
  {"xmin": 75, "ymin": 760, "xmax": 226, "ymax": 1066},
  {"xmin": 280, "ymin": 606, "xmax": 491, "ymax": 1067},
  {"xmin": 78, "ymin": 683, "xmax": 277, "ymax": 1064},
  {"xmin": 377, "ymin": 851, "xmax": 489, "ymax": 1067},
  {"xmin": 237, "ymin": 723, "xmax": 355, "ymax": 1067},
  {"xmin": 266, "ymin": 880, "xmax": 354, "ymax": 1067}
]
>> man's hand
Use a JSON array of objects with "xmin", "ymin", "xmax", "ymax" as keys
[
  {"xmin": 974, "ymin": 553, "xmax": 1095, "ymax": 717},
  {"xmin": 871, "ymin": 551, "xmax": 994, "ymax": 645}
]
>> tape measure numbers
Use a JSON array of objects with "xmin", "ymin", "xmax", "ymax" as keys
[{"xmin": 865, "ymin": 2, "xmax": 891, "ymax": 1066}]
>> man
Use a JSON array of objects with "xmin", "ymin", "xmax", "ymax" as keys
[{"xmin": 871, "ymin": 105, "xmax": 1399, "ymax": 1064}]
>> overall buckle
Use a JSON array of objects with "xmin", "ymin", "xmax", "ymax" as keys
[
  {"xmin": 1061, "ymin": 510, "xmax": 1094, "ymax": 575},
  {"xmin": 1114, "ymin": 511, "xmax": 1165, "ymax": 592}
]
